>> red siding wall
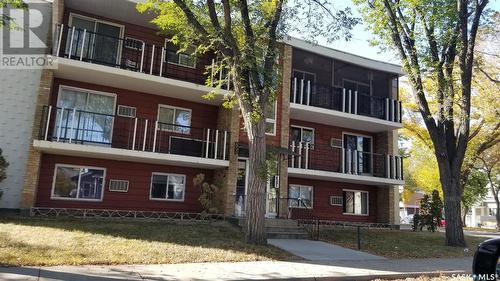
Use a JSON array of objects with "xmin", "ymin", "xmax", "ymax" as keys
[
  {"xmin": 51, "ymin": 78, "xmax": 219, "ymax": 128},
  {"xmin": 62, "ymin": 9, "xmax": 212, "ymax": 84},
  {"xmin": 288, "ymin": 178, "xmax": 378, "ymax": 222},
  {"xmin": 36, "ymin": 154, "xmax": 212, "ymax": 212}
]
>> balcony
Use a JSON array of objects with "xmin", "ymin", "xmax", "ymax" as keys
[
  {"xmin": 288, "ymin": 142, "xmax": 404, "ymax": 185},
  {"xmin": 52, "ymin": 24, "xmax": 229, "ymax": 105},
  {"xmin": 290, "ymin": 78, "xmax": 403, "ymax": 132},
  {"xmin": 34, "ymin": 106, "xmax": 230, "ymax": 169}
]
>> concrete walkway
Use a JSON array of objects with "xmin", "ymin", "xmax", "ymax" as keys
[
  {"xmin": 0, "ymin": 258, "xmax": 472, "ymax": 281},
  {"xmin": 268, "ymin": 239, "xmax": 386, "ymax": 261}
]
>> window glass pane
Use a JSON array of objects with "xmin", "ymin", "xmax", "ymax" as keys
[
  {"xmin": 151, "ymin": 175, "xmax": 168, "ymax": 199},
  {"xmin": 167, "ymin": 50, "xmax": 178, "ymax": 63},
  {"xmin": 77, "ymin": 168, "xmax": 104, "ymax": 199},
  {"xmin": 266, "ymin": 102, "xmax": 276, "ymax": 120},
  {"xmin": 265, "ymin": 122, "xmax": 275, "ymax": 135},
  {"xmin": 344, "ymin": 191, "xmax": 354, "ymax": 213},
  {"xmin": 158, "ymin": 107, "xmax": 175, "ymax": 131},
  {"xmin": 174, "ymin": 109, "xmax": 191, "ymax": 133},
  {"xmin": 291, "ymin": 127, "xmax": 301, "ymax": 144},
  {"xmin": 361, "ymin": 192, "xmax": 368, "ymax": 215},
  {"xmin": 299, "ymin": 187, "xmax": 312, "ymax": 207},
  {"xmin": 179, "ymin": 53, "xmax": 195, "ymax": 67},
  {"xmin": 53, "ymin": 166, "xmax": 80, "ymax": 198},
  {"xmin": 354, "ymin": 191, "xmax": 362, "ymax": 214},
  {"xmin": 58, "ymin": 89, "xmax": 88, "ymax": 110},
  {"xmin": 86, "ymin": 93, "xmax": 114, "ymax": 115},
  {"xmin": 289, "ymin": 186, "xmax": 300, "ymax": 207},
  {"xmin": 168, "ymin": 175, "xmax": 185, "ymax": 200},
  {"xmin": 302, "ymin": 129, "xmax": 314, "ymax": 143}
]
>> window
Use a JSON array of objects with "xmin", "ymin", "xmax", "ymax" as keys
[
  {"xmin": 157, "ymin": 105, "xmax": 192, "ymax": 134},
  {"xmin": 165, "ymin": 49, "xmax": 196, "ymax": 68},
  {"xmin": 288, "ymin": 185, "xmax": 313, "ymax": 208},
  {"xmin": 55, "ymin": 86, "xmax": 116, "ymax": 144},
  {"xmin": 265, "ymin": 101, "xmax": 277, "ymax": 135},
  {"xmin": 51, "ymin": 165, "xmax": 105, "ymax": 201},
  {"xmin": 291, "ymin": 126, "xmax": 314, "ymax": 145},
  {"xmin": 150, "ymin": 173, "xmax": 186, "ymax": 201},
  {"xmin": 343, "ymin": 190, "xmax": 368, "ymax": 215}
]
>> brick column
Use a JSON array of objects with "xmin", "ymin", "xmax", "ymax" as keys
[
  {"xmin": 278, "ymin": 44, "xmax": 292, "ymax": 218},
  {"xmin": 21, "ymin": 70, "xmax": 54, "ymax": 210}
]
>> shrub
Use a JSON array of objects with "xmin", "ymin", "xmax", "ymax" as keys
[
  {"xmin": 194, "ymin": 173, "xmax": 221, "ymax": 215},
  {"xmin": 417, "ymin": 190, "xmax": 443, "ymax": 232},
  {"xmin": 0, "ymin": 148, "xmax": 9, "ymax": 199}
]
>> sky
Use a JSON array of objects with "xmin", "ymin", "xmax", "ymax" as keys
[{"xmin": 289, "ymin": 0, "xmax": 500, "ymax": 65}]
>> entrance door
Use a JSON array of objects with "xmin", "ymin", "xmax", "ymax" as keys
[
  {"xmin": 266, "ymin": 176, "xmax": 278, "ymax": 218},
  {"xmin": 68, "ymin": 14, "xmax": 123, "ymax": 66},
  {"xmin": 343, "ymin": 134, "xmax": 372, "ymax": 175}
]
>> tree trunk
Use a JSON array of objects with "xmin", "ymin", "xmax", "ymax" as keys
[
  {"xmin": 462, "ymin": 206, "xmax": 469, "ymax": 227},
  {"xmin": 438, "ymin": 160, "xmax": 467, "ymax": 247},
  {"xmin": 495, "ymin": 198, "xmax": 500, "ymax": 232},
  {"xmin": 244, "ymin": 117, "xmax": 268, "ymax": 245}
]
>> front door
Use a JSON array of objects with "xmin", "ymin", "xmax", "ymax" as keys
[
  {"xmin": 236, "ymin": 158, "xmax": 278, "ymax": 218},
  {"xmin": 343, "ymin": 134, "xmax": 372, "ymax": 175}
]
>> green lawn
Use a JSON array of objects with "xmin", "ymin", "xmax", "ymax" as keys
[
  {"xmin": 0, "ymin": 217, "xmax": 292, "ymax": 266},
  {"xmin": 320, "ymin": 228, "xmax": 486, "ymax": 259}
]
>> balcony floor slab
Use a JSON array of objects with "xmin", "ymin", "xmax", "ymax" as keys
[
  {"xmin": 33, "ymin": 140, "xmax": 229, "ymax": 169},
  {"xmin": 288, "ymin": 167, "xmax": 404, "ymax": 186}
]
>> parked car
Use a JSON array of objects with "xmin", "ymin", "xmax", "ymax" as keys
[{"xmin": 472, "ymin": 238, "xmax": 500, "ymax": 280}]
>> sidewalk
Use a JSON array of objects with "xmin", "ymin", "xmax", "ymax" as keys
[{"xmin": 0, "ymin": 258, "xmax": 472, "ymax": 281}]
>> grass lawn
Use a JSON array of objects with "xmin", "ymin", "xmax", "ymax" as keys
[
  {"xmin": 319, "ymin": 228, "xmax": 486, "ymax": 259},
  {"xmin": 464, "ymin": 227, "xmax": 499, "ymax": 233},
  {"xmin": 0, "ymin": 216, "xmax": 292, "ymax": 266}
]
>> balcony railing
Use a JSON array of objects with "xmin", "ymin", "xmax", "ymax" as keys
[
  {"xmin": 38, "ymin": 106, "xmax": 230, "ymax": 161},
  {"xmin": 289, "ymin": 141, "xmax": 403, "ymax": 180},
  {"xmin": 53, "ymin": 24, "xmax": 230, "ymax": 88},
  {"xmin": 291, "ymin": 78, "xmax": 402, "ymax": 123}
]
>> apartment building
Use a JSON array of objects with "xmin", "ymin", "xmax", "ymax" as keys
[{"xmin": 17, "ymin": 0, "xmax": 404, "ymax": 225}]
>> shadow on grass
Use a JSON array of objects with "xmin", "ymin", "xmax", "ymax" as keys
[{"xmin": 0, "ymin": 215, "xmax": 292, "ymax": 266}]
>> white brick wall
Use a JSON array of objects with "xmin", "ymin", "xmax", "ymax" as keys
[{"xmin": 0, "ymin": 70, "xmax": 42, "ymax": 209}]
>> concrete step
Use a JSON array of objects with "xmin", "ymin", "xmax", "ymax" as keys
[{"xmin": 267, "ymin": 231, "xmax": 310, "ymax": 239}]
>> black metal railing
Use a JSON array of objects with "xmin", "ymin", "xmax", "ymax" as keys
[
  {"xmin": 289, "ymin": 141, "xmax": 404, "ymax": 180},
  {"xmin": 290, "ymin": 78, "xmax": 402, "ymax": 123},
  {"xmin": 53, "ymin": 24, "xmax": 230, "ymax": 88},
  {"xmin": 38, "ymin": 106, "xmax": 230, "ymax": 161}
]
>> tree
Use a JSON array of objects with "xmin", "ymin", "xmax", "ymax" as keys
[
  {"xmin": 0, "ymin": 149, "xmax": 9, "ymax": 199},
  {"xmin": 0, "ymin": 0, "xmax": 27, "ymax": 27},
  {"xmin": 138, "ymin": 0, "xmax": 357, "ymax": 244},
  {"xmin": 477, "ymin": 146, "xmax": 500, "ymax": 231},
  {"xmin": 354, "ymin": 0, "xmax": 490, "ymax": 246},
  {"xmin": 418, "ymin": 190, "xmax": 443, "ymax": 232}
]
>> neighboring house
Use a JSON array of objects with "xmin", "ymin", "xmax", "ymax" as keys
[
  {"xmin": 12, "ymin": 0, "xmax": 404, "ymax": 225},
  {"xmin": 399, "ymin": 186, "xmax": 424, "ymax": 224},
  {"xmin": 466, "ymin": 188, "xmax": 499, "ymax": 229}
]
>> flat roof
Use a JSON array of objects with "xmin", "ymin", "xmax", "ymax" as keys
[{"xmin": 285, "ymin": 36, "xmax": 404, "ymax": 76}]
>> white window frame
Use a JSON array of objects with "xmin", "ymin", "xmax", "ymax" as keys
[
  {"xmin": 51, "ymin": 164, "xmax": 106, "ymax": 202},
  {"xmin": 288, "ymin": 184, "xmax": 314, "ymax": 208},
  {"xmin": 149, "ymin": 172, "xmax": 186, "ymax": 202},
  {"xmin": 342, "ymin": 189, "xmax": 369, "ymax": 216},
  {"xmin": 157, "ymin": 104, "xmax": 192, "ymax": 134},
  {"xmin": 265, "ymin": 101, "xmax": 277, "ymax": 136},
  {"xmin": 68, "ymin": 13, "xmax": 125, "ymax": 66},
  {"xmin": 291, "ymin": 125, "xmax": 315, "ymax": 145},
  {"xmin": 164, "ymin": 39, "xmax": 197, "ymax": 69},
  {"xmin": 56, "ymin": 85, "xmax": 117, "ymax": 144}
]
